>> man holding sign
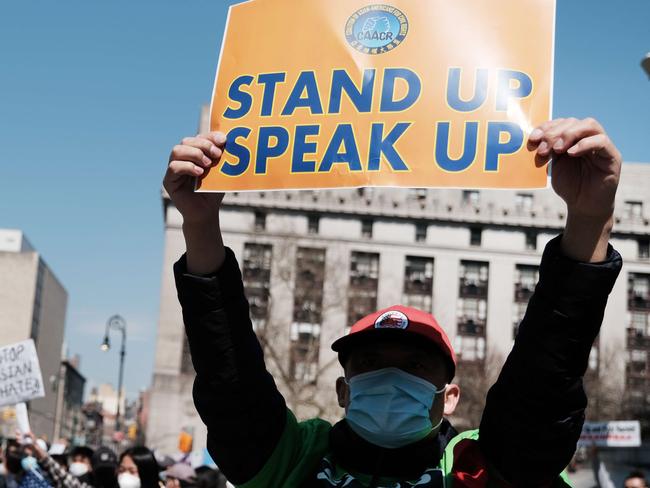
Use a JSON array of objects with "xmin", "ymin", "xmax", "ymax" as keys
[{"xmin": 163, "ymin": 115, "xmax": 623, "ymax": 487}]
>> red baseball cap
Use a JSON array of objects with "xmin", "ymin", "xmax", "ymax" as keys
[{"xmin": 331, "ymin": 305, "xmax": 457, "ymax": 379}]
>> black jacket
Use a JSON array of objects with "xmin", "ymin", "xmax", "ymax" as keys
[{"xmin": 174, "ymin": 235, "xmax": 622, "ymax": 486}]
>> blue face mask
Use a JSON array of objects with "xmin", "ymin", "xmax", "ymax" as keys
[
  {"xmin": 21, "ymin": 456, "xmax": 38, "ymax": 472},
  {"xmin": 345, "ymin": 367, "xmax": 446, "ymax": 449}
]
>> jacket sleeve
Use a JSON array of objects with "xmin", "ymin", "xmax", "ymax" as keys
[
  {"xmin": 39, "ymin": 456, "xmax": 91, "ymax": 488},
  {"xmin": 174, "ymin": 248, "xmax": 287, "ymax": 485},
  {"xmin": 478, "ymin": 235, "xmax": 622, "ymax": 486}
]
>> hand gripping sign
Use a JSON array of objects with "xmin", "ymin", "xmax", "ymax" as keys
[{"xmin": 200, "ymin": 0, "xmax": 555, "ymax": 192}]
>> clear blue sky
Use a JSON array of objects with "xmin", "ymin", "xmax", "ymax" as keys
[{"xmin": 1, "ymin": 0, "xmax": 648, "ymax": 400}]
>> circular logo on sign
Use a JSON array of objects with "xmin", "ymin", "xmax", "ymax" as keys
[
  {"xmin": 345, "ymin": 5, "xmax": 409, "ymax": 55},
  {"xmin": 374, "ymin": 310, "xmax": 409, "ymax": 329}
]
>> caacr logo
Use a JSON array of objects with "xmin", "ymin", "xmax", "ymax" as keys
[
  {"xmin": 374, "ymin": 310, "xmax": 409, "ymax": 329},
  {"xmin": 345, "ymin": 4, "xmax": 409, "ymax": 55}
]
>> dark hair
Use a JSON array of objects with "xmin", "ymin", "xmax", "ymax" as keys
[
  {"xmin": 626, "ymin": 471, "xmax": 648, "ymax": 484},
  {"xmin": 194, "ymin": 466, "xmax": 227, "ymax": 488},
  {"xmin": 70, "ymin": 446, "xmax": 95, "ymax": 461},
  {"xmin": 94, "ymin": 464, "xmax": 119, "ymax": 488},
  {"xmin": 120, "ymin": 447, "xmax": 160, "ymax": 488},
  {"xmin": 4, "ymin": 439, "xmax": 24, "ymax": 476}
]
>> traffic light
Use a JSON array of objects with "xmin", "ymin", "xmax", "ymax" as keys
[{"xmin": 127, "ymin": 424, "xmax": 137, "ymax": 440}]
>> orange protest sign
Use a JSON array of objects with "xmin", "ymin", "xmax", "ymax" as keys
[{"xmin": 199, "ymin": 0, "xmax": 555, "ymax": 192}]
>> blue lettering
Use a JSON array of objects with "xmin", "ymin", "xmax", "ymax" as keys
[
  {"xmin": 368, "ymin": 122, "xmax": 411, "ymax": 171},
  {"xmin": 485, "ymin": 121, "xmax": 523, "ymax": 171},
  {"xmin": 447, "ymin": 68, "xmax": 489, "ymax": 112},
  {"xmin": 434, "ymin": 122, "xmax": 478, "ymax": 172},
  {"xmin": 220, "ymin": 127, "xmax": 252, "ymax": 176},
  {"xmin": 319, "ymin": 124, "xmax": 362, "ymax": 172},
  {"xmin": 258, "ymin": 73, "xmax": 286, "ymax": 116},
  {"xmin": 380, "ymin": 68, "xmax": 421, "ymax": 112},
  {"xmin": 496, "ymin": 70, "xmax": 533, "ymax": 111},
  {"xmin": 281, "ymin": 72, "xmax": 323, "ymax": 116},
  {"xmin": 223, "ymin": 75, "xmax": 254, "ymax": 119},
  {"xmin": 292, "ymin": 125, "xmax": 320, "ymax": 173},
  {"xmin": 328, "ymin": 69, "xmax": 375, "ymax": 114},
  {"xmin": 255, "ymin": 126, "xmax": 289, "ymax": 174}
]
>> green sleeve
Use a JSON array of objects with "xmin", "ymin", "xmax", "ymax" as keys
[{"xmin": 238, "ymin": 409, "xmax": 332, "ymax": 488}]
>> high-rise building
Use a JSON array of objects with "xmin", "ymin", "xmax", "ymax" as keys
[
  {"xmin": 146, "ymin": 108, "xmax": 650, "ymax": 453},
  {"xmin": 0, "ymin": 229, "xmax": 68, "ymax": 439}
]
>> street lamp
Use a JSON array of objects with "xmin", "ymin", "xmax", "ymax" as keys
[
  {"xmin": 100, "ymin": 314, "xmax": 127, "ymax": 433},
  {"xmin": 642, "ymin": 53, "xmax": 650, "ymax": 78}
]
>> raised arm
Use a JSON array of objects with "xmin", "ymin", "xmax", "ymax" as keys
[
  {"xmin": 478, "ymin": 118, "xmax": 623, "ymax": 486},
  {"xmin": 164, "ymin": 134, "xmax": 287, "ymax": 484}
]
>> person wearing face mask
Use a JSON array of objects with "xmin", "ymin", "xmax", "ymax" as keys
[
  {"xmin": 18, "ymin": 433, "xmax": 116, "ymax": 488},
  {"xmin": 2, "ymin": 440, "xmax": 50, "ymax": 488},
  {"xmin": 67, "ymin": 448, "xmax": 94, "ymax": 483},
  {"xmin": 165, "ymin": 116, "xmax": 623, "ymax": 487},
  {"xmin": 118, "ymin": 447, "xmax": 162, "ymax": 488}
]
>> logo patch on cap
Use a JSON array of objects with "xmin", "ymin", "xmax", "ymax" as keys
[{"xmin": 374, "ymin": 310, "xmax": 409, "ymax": 329}]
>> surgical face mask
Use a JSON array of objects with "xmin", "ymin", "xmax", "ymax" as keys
[
  {"xmin": 69, "ymin": 462, "xmax": 89, "ymax": 477},
  {"xmin": 345, "ymin": 367, "xmax": 447, "ymax": 449},
  {"xmin": 118, "ymin": 473, "xmax": 141, "ymax": 488},
  {"xmin": 21, "ymin": 456, "xmax": 38, "ymax": 472}
]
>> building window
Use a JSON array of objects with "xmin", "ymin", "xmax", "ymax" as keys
[
  {"xmin": 459, "ymin": 261, "xmax": 489, "ymax": 297},
  {"xmin": 308, "ymin": 215, "xmax": 320, "ymax": 235},
  {"xmin": 348, "ymin": 251, "xmax": 379, "ymax": 325},
  {"xmin": 512, "ymin": 302, "xmax": 528, "ymax": 339},
  {"xmin": 454, "ymin": 336, "xmax": 486, "ymax": 362},
  {"xmin": 625, "ymin": 272, "xmax": 650, "ymax": 416},
  {"xmin": 624, "ymin": 201, "xmax": 643, "ymax": 220},
  {"xmin": 415, "ymin": 223, "xmax": 427, "ymax": 243},
  {"xmin": 254, "ymin": 211, "xmax": 266, "ymax": 231},
  {"xmin": 512, "ymin": 264, "xmax": 538, "ymax": 339},
  {"xmin": 470, "ymin": 227, "xmax": 482, "ymax": 247},
  {"xmin": 289, "ymin": 323, "xmax": 320, "ymax": 383},
  {"xmin": 630, "ymin": 311, "xmax": 650, "ymax": 336},
  {"xmin": 242, "ymin": 243, "xmax": 273, "ymax": 331},
  {"xmin": 514, "ymin": 265, "xmax": 539, "ymax": 300},
  {"xmin": 457, "ymin": 298, "xmax": 487, "ymax": 335},
  {"xmin": 457, "ymin": 260, "xmax": 488, "ymax": 365},
  {"xmin": 403, "ymin": 256, "xmax": 434, "ymax": 312},
  {"xmin": 515, "ymin": 193, "xmax": 534, "ymax": 213},
  {"xmin": 629, "ymin": 273, "xmax": 650, "ymax": 310},
  {"xmin": 361, "ymin": 219, "xmax": 373, "ymax": 239},
  {"xmin": 290, "ymin": 247, "xmax": 326, "ymax": 383},
  {"xmin": 462, "ymin": 190, "xmax": 480, "ymax": 206},
  {"xmin": 639, "ymin": 239, "xmax": 650, "ymax": 260},
  {"xmin": 525, "ymin": 231, "xmax": 537, "ymax": 251},
  {"xmin": 292, "ymin": 248, "xmax": 325, "ymax": 325}
]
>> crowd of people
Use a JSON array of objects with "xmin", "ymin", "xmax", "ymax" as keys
[{"xmin": 0, "ymin": 434, "xmax": 230, "ymax": 488}]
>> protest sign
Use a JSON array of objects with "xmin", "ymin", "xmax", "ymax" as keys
[
  {"xmin": 0, "ymin": 339, "xmax": 45, "ymax": 407},
  {"xmin": 201, "ymin": 0, "xmax": 555, "ymax": 192},
  {"xmin": 15, "ymin": 402, "xmax": 31, "ymax": 434},
  {"xmin": 578, "ymin": 421, "xmax": 642, "ymax": 448}
]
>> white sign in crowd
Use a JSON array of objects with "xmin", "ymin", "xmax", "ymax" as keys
[
  {"xmin": 0, "ymin": 339, "xmax": 45, "ymax": 408},
  {"xmin": 578, "ymin": 421, "xmax": 642, "ymax": 448}
]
